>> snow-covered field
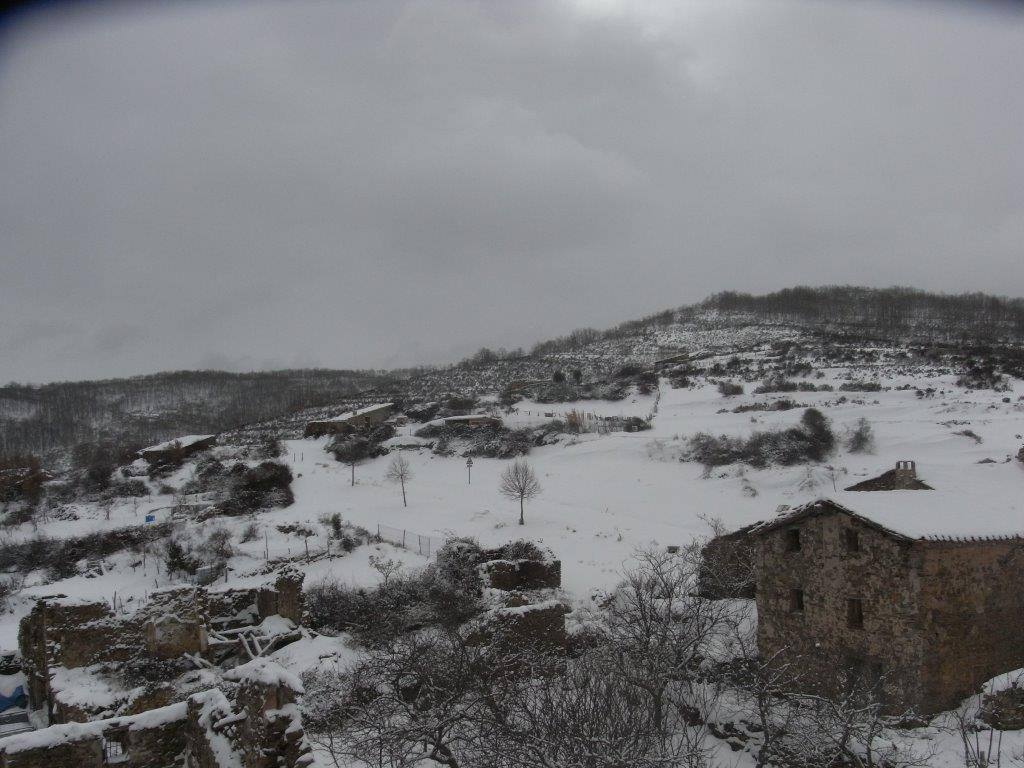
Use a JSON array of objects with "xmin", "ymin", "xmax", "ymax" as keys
[{"xmin": 5, "ymin": 365, "xmax": 1022, "ymax": 629}]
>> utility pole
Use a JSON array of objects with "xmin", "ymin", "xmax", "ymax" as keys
[{"xmin": 466, "ymin": 457, "xmax": 473, "ymax": 485}]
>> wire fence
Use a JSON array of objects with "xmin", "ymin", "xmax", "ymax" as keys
[{"xmin": 376, "ymin": 524, "xmax": 447, "ymax": 557}]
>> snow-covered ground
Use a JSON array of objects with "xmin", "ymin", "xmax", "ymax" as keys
[
  {"xmin": 4, "ymin": 366, "xmax": 1022, "ymax": 632},
  {"xmin": 2, "ymin": 351, "xmax": 1023, "ymax": 765}
]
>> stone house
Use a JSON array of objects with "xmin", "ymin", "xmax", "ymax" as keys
[
  {"xmin": 746, "ymin": 497, "xmax": 1024, "ymax": 714},
  {"xmin": 303, "ymin": 403, "xmax": 394, "ymax": 438},
  {"xmin": 139, "ymin": 435, "xmax": 217, "ymax": 465}
]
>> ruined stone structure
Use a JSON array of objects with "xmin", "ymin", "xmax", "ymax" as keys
[
  {"xmin": 845, "ymin": 460, "xmax": 933, "ymax": 491},
  {"xmin": 480, "ymin": 558, "xmax": 561, "ymax": 591},
  {"xmin": 0, "ymin": 661, "xmax": 311, "ymax": 768},
  {"xmin": 19, "ymin": 572, "xmax": 306, "ymax": 723},
  {"xmin": 747, "ymin": 499, "xmax": 1024, "ymax": 714},
  {"xmin": 18, "ymin": 597, "xmax": 141, "ymax": 718},
  {"xmin": 256, "ymin": 567, "xmax": 305, "ymax": 624}
]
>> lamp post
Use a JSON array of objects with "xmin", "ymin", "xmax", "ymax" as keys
[{"xmin": 466, "ymin": 457, "xmax": 473, "ymax": 485}]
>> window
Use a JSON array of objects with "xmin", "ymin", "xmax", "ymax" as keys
[
  {"xmin": 104, "ymin": 739, "xmax": 128, "ymax": 764},
  {"xmin": 847, "ymin": 598, "xmax": 864, "ymax": 629},
  {"xmin": 790, "ymin": 588, "xmax": 804, "ymax": 613},
  {"xmin": 785, "ymin": 528, "xmax": 801, "ymax": 552},
  {"xmin": 844, "ymin": 528, "xmax": 860, "ymax": 553}
]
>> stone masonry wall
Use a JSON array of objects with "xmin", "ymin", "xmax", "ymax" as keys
[
  {"xmin": 0, "ymin": 734, "xmax": 104, "ymax": 768},
  {"xmin": 481, "ymin": 559, "xmax": 561, "ymax": 591},
  {"xmin": 917, "ymin": 539, "xmax": 1024, "ymax": 711},
  {"xmin": 754, "ymin": 512, "xmax": 926, "ymax": 710},
  {"xmin": 0, "ymin": 701, "xmax": 188, "ymax": 768}
]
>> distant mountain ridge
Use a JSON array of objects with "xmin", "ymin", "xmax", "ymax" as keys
[
  {"xmin": 531, "ymin": 286, "xmax": 1024, "ymax": 357},
  {"xmin": 0, "ymin": 368, "xmax": 403, "ymax": 461},
  {"xmin": 3, "ymin": 285, "xmax": 1022, "ymax": 462},
  {"xmin": 698, "ymin": 286, "xmax": 1024, "ymax": 343}
]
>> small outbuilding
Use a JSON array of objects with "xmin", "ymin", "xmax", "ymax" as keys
[
  {"xmin": 138, "ymin": 435, "xmax": 216, "ymax": 465},
  {"xmin": 304, "ymin": 403, "xmax": 394, "ymax": 438}
]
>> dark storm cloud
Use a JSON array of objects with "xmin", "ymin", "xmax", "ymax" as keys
[{"xmin": 1, "ymin": 0, "xmax": 1022, "ymax": 382}]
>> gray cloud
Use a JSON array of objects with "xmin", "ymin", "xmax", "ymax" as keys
[{"xmin": 1, "ymin": 0, "xmax": 1022, "ymax": 382}]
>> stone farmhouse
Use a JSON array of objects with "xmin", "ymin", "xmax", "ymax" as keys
[
  {"xmin": 303, "ymin": 402, "xmax": 393, "ymax": 437},
  {"xmin": 712, "ymin": 488, "xmax": 1024, "ymax": 714}
]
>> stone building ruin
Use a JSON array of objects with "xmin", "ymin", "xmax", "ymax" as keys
[
  {"xmin": 0, "ymin": 658, "xmax": 312, "ymax": 768},
  {"xmin": 18, "ymin": 568, "xmax": 305, "ymax": 724}
]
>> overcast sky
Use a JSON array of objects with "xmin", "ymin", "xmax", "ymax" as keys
[{"xmin": 1, "ymin": 0, "xmax": 1022, "ymax": 383}]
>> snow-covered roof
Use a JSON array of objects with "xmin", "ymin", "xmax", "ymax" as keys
[
  {"xmin": 323, "ymin": 403, "xmax": 393, "ymax": 423},
  {"xmin": 225, "ymin": 657, "xmax": 304, "ymax": 693},
  {"xmin": 140, "ymin": 434, "xmax": 215, "ymax": 453},
  {"xmin": 0, "ymin": 701, "xmax": 187, "ymax": 754},
  {"xmin": 750, "ymin": 490, "xmax": 1024, "ymax": 542}
]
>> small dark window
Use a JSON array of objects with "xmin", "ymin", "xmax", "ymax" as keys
[
  {"xmin": 104, "ymin": 739, "xmax": 127, "ymax": 764},
  {"xmin": 785, "ymin": 528, "xmax": 801, "ymax": 552},
  {"xmin": 790, "ymin": 588, "xmax": 804, "ymax": 613},
  {"xmin": 844, "ymin": 528, "xmax": 860, "ymax": 553},
  {"xmin": 847, "ymin": 598, "xmax": 864, "ymax": 629}
]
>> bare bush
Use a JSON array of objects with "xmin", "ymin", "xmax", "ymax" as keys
[{"xmin": 846, "ymin": 417, "xmax": 876, "ymax": 454}]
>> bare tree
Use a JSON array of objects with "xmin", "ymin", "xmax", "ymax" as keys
[
  {"xmin": 331, "ymin": 436, "xmax": 376, "ymax": 486},
  {"xmin": 499, "ymin": 459, "xmax": 542, "ymax": 526},
  {"xmin": 595, "ymin": 546, "xmax": 734, "ymax": 735},
  {"xmin": 725, "ymin": 617, "xmax": 804, "ymax": 768},
  {"xmin": 369, "ymin": 554, "xmax": 404, "ymax": 586},
  {"xmin": 385, "ymin": 454, "xmax": 413, "ymax": 507},
  {"xmin": 304, "ymin": 624, "xmax": 711, "ymax": 768},
  {"xmin": 787, "ymin": 674, "xmax": 935, "ymax": 768}
]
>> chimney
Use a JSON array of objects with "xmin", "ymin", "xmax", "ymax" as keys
[{"xmin": 893, "ymin": 460, "xmax": 917, "ymax": 488}]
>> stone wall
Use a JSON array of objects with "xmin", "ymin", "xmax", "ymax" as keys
[
  {"xmin": 257, "ymin": 568, "xmax": 305, "ymax": 625},
  {"xmin": 480, "ymin": 559, "xmax": 561, "ymax": 591},
  {"xmin": 0, "ymin": 734, "xmax": 104, "ymax": 768},
  {"xmin": 0, "ymin": 660, "xmax": 311, "ymax": 768},
  {"xmin": 754, "ymin": 511, "xmax": 925, "ymax": 710},
  {"xmin": 917, "ymin": 539, "xmax": 1024, "ymax": 711},
  {"xmin": 0, "ymin": 701, "xmax": 188, "ymax": 768},
  {"xmin": 145, "ymin": 615, "xmax": 207, "ymax": 660},
  {"xmin": 61, "ymin": 618, "xmax": 142, "ymax": 667},
  {"xmin": 486, "ymin": 599, "xmax": 569, "ymax": 650},
  {"xmin": 18, "ymin": 597, "xmax": 116, "ymax": 712},
  {"xmin": 207, "ymin": 588, "xmax": 259, "ymax": 629}
]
